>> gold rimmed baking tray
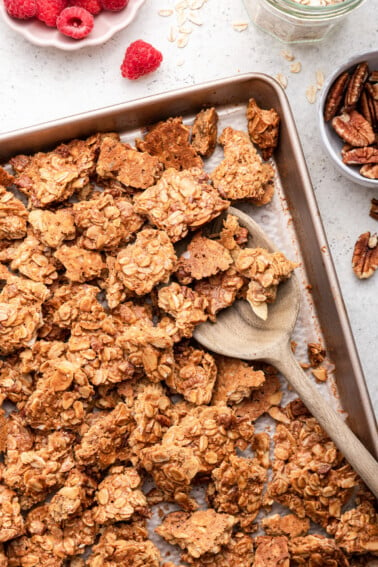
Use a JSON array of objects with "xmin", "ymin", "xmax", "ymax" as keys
[{"xmin": 0, "ymin": 73, "xmax": 376, "ymax": 456}]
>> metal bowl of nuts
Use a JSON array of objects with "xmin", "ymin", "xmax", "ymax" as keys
[{"xmin": 318, "ymin": 50, "xmax": 378, "ymax": 187}]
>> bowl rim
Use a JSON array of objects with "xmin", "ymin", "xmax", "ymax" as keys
[
  {"xmin": 318, "ymin": 49, "xmax": 378, "ymax": 187},
  {"xmin": 0, "ymin": 0, "xmax": 146, "ymax": 51}
]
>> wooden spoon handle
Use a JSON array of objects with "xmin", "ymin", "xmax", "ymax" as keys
[{"xmin": 267, "ymin": 346, "xmax": 378, "ymax": 498}]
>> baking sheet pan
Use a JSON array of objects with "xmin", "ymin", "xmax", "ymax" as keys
[{"xmin": 0, "ymin": 72, "xmax": 376, "ymax": 459}]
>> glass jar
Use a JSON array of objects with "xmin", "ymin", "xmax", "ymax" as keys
[{"xmin": 243, "ymin": 0, "xmax": 366, "ymax": 44}]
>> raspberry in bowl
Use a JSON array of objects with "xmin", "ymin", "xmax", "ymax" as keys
[{"xmin": 0, "ymin": 0, "xmax": 146, "ymax": 50}]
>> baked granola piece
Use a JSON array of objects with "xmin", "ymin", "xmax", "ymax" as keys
[
  {"xmin": 155, "ymin": 509, "xmax": 236, "ymax": 559},
  {"xmin": 211, "ymin": 127, "xmax": 274, "ymax": 204},
  {"xmin": 0, "ymin": 166, "xmax": 14, "ymax": 187},
  {"xmin": 54, "ymin": 245, "xmax": 105, "ymax": 283},
  {"xmin": 247, "ymin": 97, "xmax": 280, "ymax": 160},
  {"xmin": 191, "ymin": 107, "xmax": 218, "ymax": 158},
  {"xmin": 234, "ymin": 246, "xmax": 298, "ymax": 320},
  {"xmin": 48, "ymin": 469, "xmax": 97, "ymax": 523},
  {"xmin": 168, "ymin": 345, "xmax": 217, "ymax": 404},
  {"xmin": 0, "ymin": 275, "xmax": 49, "ymax": 355},
  {"xmin": 10, "ymin": 234, "xmax": 58, "ymax": 284},
  {"xmin": 157, "ymin": 283, "xmax": 208, "ymax": 338},
  {"xmin": 327, "ymin": 502, "xmax": 378, "ymax": 554},
  {"xmin": 175, "ymin": 232, "xmax": 233, "ymax": 285},
  {"xmin": 232, "ymin": 367, "xmax": 282, "ymax": 421},
  {"xmin": 207, "ymin": 452, "xmax": 268, "ymax": 531},
  {"xmin": 267, "ymin": 400, "xmax": 358, "ymax": 528},
  {"xmin": 194, "ymin": 267, "xmax": 246, "ymax": 321},
  {"xmin": 133, "ymin": 168, "xmax": 229, "ymax": 243},
  {"xmin": 218, "ymin": 214, "xmax": 249, "ymax": 251},
  {"xmin": 253, "ymin": 536, "xmax": 290, "ymax": 567},
  {"xmin": 0, "ymin": 485, "xmax": 24, "ymax": 542},
  {"xmin": 75, "ymin": 403, "xmax": 134, "ymax": 470},
  {"xmin": 101, "ymin": 255, "xmax": 131, "ymax": 309},
  {"xmin": 96, "ymin": 135, "xmax": 162, "ymax": 189},
  {"xmin": 307, "ymin": 342, "xmax": 326, "ymax": 368},
  {"xmin": 0, "ymin": 186, "xmax": 28, "ymax": 241},
  {"xmin": 0, "ymin": 359, "xmax": 33, "ymax": 408},
  {"xmin": 73, "ymin": 191, "xmax": 143, "ymax": 250},
  {"xmin": 7, "ymin": 534, "xmax": 65, "ymax": 567},
  {"xmin": 93, "ymin": 466, "xmax": 148, "ymax": 524},
  {"xmin": 212, "ymin": 355, "xmax": 265, "ymax": 405},
  {"xmin": 288, "ymin": 534, "xmax": 349, "ymax": 566},
  {"xmin": 115, "ymin": 228, "xmax": 176, "ymax": 296},
  {"xmin": 136, "ymin": 117, "xmax": 203, "ymax": 171},
  {"xmin": 182, "ymin": 532, "xmax": 254, "ymax": 567},
  {"xmin": 262, "ymin": 514, "xmax": 310, "ymax": 538},
  {"xmin": 52, "ymin": 283, "xmax": 106, "ymax": 331},
  {"xmin": 10, "ymin": 136, "xmax": 99, "ymax": 208},
  {"xmin": 28, "ymin": 208, "xmax": 76, "ymax": 249}
]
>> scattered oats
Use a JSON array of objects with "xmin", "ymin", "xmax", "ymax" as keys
[
  {"xmin": 306, "ymin": 84, "xmax": 317, "ymax": 104},
  {"xmin": 311, "ymin": 367, "xmax": 328, "ymax": 382},
  {"xmin": 176, "ymin": 10, "xmax": 187, "ymax": 26},
  {"xmin": 179, "ymin": 22, "xmax": 193, "ymax": 34},
  {"xmin": 316, "ymin": 69, "xmax": 325, "ymax": 89},
  {"xmin": 232, "ymin": 21, "xmax": 249, "ymax": 32},
  {"xmin": 190, "ymin": 0, "xmax": 205, "ymax": 8},
  {"xmin": 290, "ymin": 61, "xmax": 302, "ymax": 73},
  {"xmin": 176, "ymin": 58, "xmax": 185, "ymax": 66},
  {"xmin": 158, "ymin": 8, "xmax": 173, "ymax": 16},
  {"xmin": 275, "ymin": 73, "xmax": 288, "ymax": 89},
  {"xmin": 281, "ymin": 49, "xmax": 295, "ymax": 61},
  {"xmin": 168, "ymin": 26, "xmax": 177, "ymax": 42},
  {"xmin": 177, "ymin": 34, "xmax": 189, "ymax": 48},
  {"xmin": 188, "ymin": 10, "xmax": 203, "ymax": 24},
  {"xmin": 176, "ymin": 0, "xmax": 189, "ymax": 9}
]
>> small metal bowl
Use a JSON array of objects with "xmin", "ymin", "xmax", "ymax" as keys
[{"xmin": 318, "ymin": 50, "xmax": 378, "ymax": 188}]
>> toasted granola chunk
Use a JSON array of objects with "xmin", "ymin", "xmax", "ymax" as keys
[
  {"xmin": 0, "ymin": 359, "xmax": 33, "ymax": 408},
  {"xmin": 48, "ymin": 469, "xmax": 97, "ymax": 523},
  {"xmin": 211, "ymin": 127, "xmax": 274, "ymax": 203},
  {"xmin": 288, "ymin": 534, "xmax": 349, "ymax": 566},
  {"xmin": 75, "ymin": 403, "xmax": 134, "ymax": 470},
  {"xmin": 234, "ymin": 246, "xmax": 298, "ymax": 320},
  {"xmin": 219, "ymin": 214, "xmax": 249, "ymax": 251},
  {"xmin": 133, "ymin": 168, "xmax": 229, "ymax": 243},
  {"xmin": 136, "ymin": 117, "xmax": 203, "ymax": 171},
  {"xmin": 155, "ymin": 509, "xmax": 236, "ymax": 559},
  {"xmin": 168, "ymin": 345, "xmax": 217, "ymax": 404},
  {"xmin": 212, "ymin": 355, "xmax": 265, "ymax": 405},
  {"xmin": 52, "ymin": 283, "xmax": 105, "ymax": 331},
  {"xmin": 207, "ymin": 452, "xmax": 268, "ymax": 531},
  {"xmin": 93, "ymin": 466, "xmax": 148, "ymax": 524},
  {"xmin": 96, "ymin": 135, "xmax": 163, "ymax": 189},
  {"xmin": 0, "ymin": 167, "xmax": 14, "ymax": 187},
  {"xmin": 158, "ymin": 283, "xmax": 208, "ymax": 338},
  {"xmin": 307, "ymin": 342, "xmax": 326, "ymax": 368},
  {"xmin": 54, "ymin": 245, "xmax": 105, "ymax": 283},
  {"xmin": 327, "ymin": 502, "xmax": 378, "ymax": 554},
  {"xmin": 182, "ymin": 532, "xmax": 254, "ymax": 567},
  {"xmin": 247, "ymin": 98, "xmax": 280, "ymax": 160},
  {"xmin": 262, "ymin": 514, "xmax": 310, "ymax": 538},
  {"xmin": 191, "ymin": 108, "xmax": 218, "ymax": 158},
  {"xmin": 232, "ymin": 367, "xmax": 282, "ymax": 421},
  {"xmin": 73, "ymin": 191, "xmax": 143, "ymax": 250},
  {"xmin": 267, "ymin": 400, "xmax": 358, "ymax": 528},
  {"xmin": 0, "ymin": 186, "xmax": 28, "ymax": 241},
  {"xmin": 0, "ymin": 276, "xmax": 49, "ymax": 355},
  {"xmin": 115, "ymin": 228, "xmax": 176, "ymax": 296},
  {"xmin": 194, "ymin": 267, "xmax": 246, "ymax": 321},
  {"xmin": 254, "ymin": 536, "xmax": 290, "ymax": 567},
  {"xmin": 10, "ymin": 235, "xmax": 58, "ymax": 284},
  {"xmin": 28, "ymin": 208, "xmax": 76, "ymax": 249},
  {"xmin": 175, "ymin": 232, "xmax": 233, "ymax": 284},
  {"xmin": 0, "ymin": 485, "xmax": 24, "ymax": 542}
]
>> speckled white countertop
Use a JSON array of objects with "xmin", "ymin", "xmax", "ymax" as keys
[{"xmin": 0, "ymin": 0, "xmax": 376, "ymax": 418}]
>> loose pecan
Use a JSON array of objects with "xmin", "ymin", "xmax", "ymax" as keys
[
  {"xmin": 370, "ymin": 197, "xmax": 378, "ymax": 220},
  {"xmin": 360, "ymin": 88, "xmax": 377, "ymax": 129},
  {"xmin": 360, "ymin": 163, "xmax": 378, "ymax": 179},
  {"xmin": 341, "ymin": 145, "xmax": 378, "ymax": 164},
  {"xmin": 332, "ymin": 111, "xmax": 375, "ymax": 147},
  {"xmin": 344, "ymin": 61, "xmax": 369, "ymax": 111},
  {"xmin": 324, "ymin": 71, "xmax": 350, "ymax": 122},
  {"xmin": 352, "ymin": 232, "xmax": 378, "ymax": 279}
]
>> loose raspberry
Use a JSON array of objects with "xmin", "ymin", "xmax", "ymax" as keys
[
  {"xmin": 56, "ymin": 6, "xmax": 94, "ymax": 39},
  {"xmin": 36, "ymin": 0, "xmax": 68, "ymax": 27},
  {"xmin": 69, "ymin": 0, "xmax": 101, "ymax": 15},
  {"xmin": 101, "ymin": 0, "xmax": 128, "ymax": 11},
  {"xmin": 121, "ymin": 40, "xmax": 163, "ymax": 80},
  {"xmin": 4, "ymin": 0, "xmax": 37, "ymax": 19}
]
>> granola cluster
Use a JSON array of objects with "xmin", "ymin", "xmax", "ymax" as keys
[{"xmin": 0, "ymin": 102, "xmax": 373, "ymax": 566}]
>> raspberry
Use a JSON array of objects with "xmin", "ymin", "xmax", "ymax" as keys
[
  {"xmin": 101, "ymin": 0, "xmax": 128, "ymax": 11},
  {"xmin": 36, "ymin": 0, "xmax": 68, "ymax": 27},
  {"xmin": 4, "ymin": 0, "xmax": 37, "ymax": 19},
  {"xmin": 56, "ymin": 6, "xmax": 94, "ymax": 39},
  {"xmin": 69, "ymin": 0, "xmax": 101, "ymax": 15},
  {"xmin": 121, "ymin": 40, "xmax": 163, "ymax": 80}
]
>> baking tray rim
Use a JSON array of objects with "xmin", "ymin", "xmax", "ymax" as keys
[{"xmin": 0, "ymin": 72, "xmax": 376, "ymax": 455}]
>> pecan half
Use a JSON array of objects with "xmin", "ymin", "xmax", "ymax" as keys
[
  {"xmin": 344, "ymin": 62, "xmax": 369, "ymax": 111},
  {"xmin": 352, "ymin": 232, "xmax": 378, "ymax": 279},
  {"xmin": 341, "ymin": 145, "xmax": 378, "ymax": 164},
  {"xmin": 324, "ymin": 71, "xmax": 349, "ymax": 122},
  {"xmin": 332, "ymin": 111, "xmax": 375, "ymax": 147},
  {"xmin": 360, "ymin": 88, "xmax": 377, "ymax": 130},
  {"xmin": 368, "ymin": 70, "xmax": 378, "ymax": 83},
  {"xmin": 370, "ymin": 198, "xmax": 378, "ymax": 220},
  {"xmin": 360, "ymin": 163, "xmax": 378, "ymax": 179}
]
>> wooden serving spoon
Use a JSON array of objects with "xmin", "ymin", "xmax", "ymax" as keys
[{"xmin": 194, "ymin": 206, "xmax": 378, "ymax": 498}]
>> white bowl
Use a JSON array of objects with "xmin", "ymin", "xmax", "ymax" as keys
[
  {"xmin": 318, "ymin": 50, "xmax": 378, "ymax": 188},
  {"xmin": 0, "ymin": 0, "xmax": 146, "ymax": 50}
]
